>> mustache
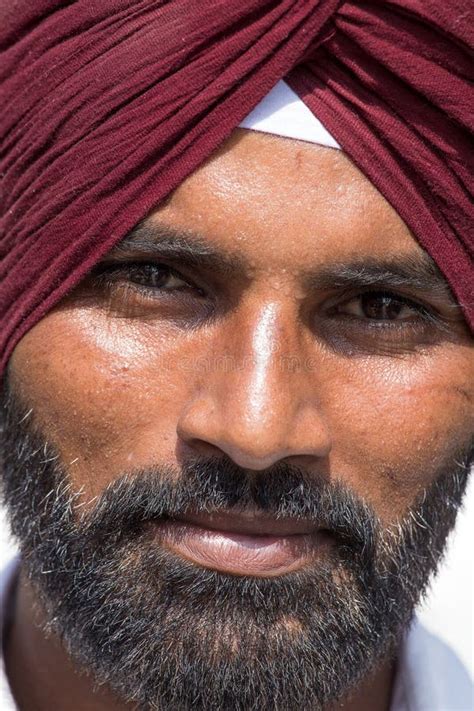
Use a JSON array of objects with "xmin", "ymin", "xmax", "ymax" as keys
[{"xmin": 70, "ymin": 457, "xmax": 379, "ymax": 561}]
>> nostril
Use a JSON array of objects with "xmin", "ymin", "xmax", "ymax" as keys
[
  {"xmin": 175, "ymin": 436, "xmax": 224, "ymax": 463},
  {"xmin": 176, "ymin": 373, "xmax": 331, "ymax": 471}
]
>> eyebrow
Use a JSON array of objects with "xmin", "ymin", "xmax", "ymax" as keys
[
  {"xmin": 301, "ymin": 256, "xmax": 456, "ymax": 302},
  {"xmin": 111, "ymin": 220, "xmax": 457, "ymax": 303},
  {"xmin": 110, "ymin": 221, "xmax": 247, "ymax": 277}
]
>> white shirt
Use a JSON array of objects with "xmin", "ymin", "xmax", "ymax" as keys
[
  {"xmin": 1, "ymin": 557, "xmax": 472, "ymax": 711},
  {"xmin": 0, "ymin": 558, "xmax": 18, "ymax": 711}
]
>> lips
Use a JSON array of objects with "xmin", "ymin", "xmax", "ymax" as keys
[
  {"xmin": 148, "ymin": 510, "xmax": 332, "ymax": 577},
  {"xmin": 174, "ymin": 510, "xmax": 319, "ymax": 536}
]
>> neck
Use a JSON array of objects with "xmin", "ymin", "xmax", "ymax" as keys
[{"xmin": 5, "ymin": 566, "xmax": 396, "ymax": 711}]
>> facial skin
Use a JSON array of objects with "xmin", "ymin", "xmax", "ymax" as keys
[{"xmin": 1, "ymin": 130, "xmax": 473, "ymax": 711}]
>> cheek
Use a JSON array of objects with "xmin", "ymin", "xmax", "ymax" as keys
[
  {"xmin": 9, "ymin": 308, "xmax": 200, "ymax": 498},
  {"xmin": 10, "ymin": 306, "xmax": 473, "ymax": 518},
  {"xmin": 326, "ymin": 350, "xmax": 473, "ymax": 517}
]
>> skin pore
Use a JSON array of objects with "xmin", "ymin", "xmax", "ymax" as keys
[{"xmin": 2, "ymin": 129, "xmax": 473, "ymax": 711}]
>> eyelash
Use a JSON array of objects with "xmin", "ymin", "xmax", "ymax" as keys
[
  {"xmin": 91, "ymin": 262, "xmax": 439, "ymax": 330},
  {"xmin": 331, "ymin": 290, "xmax": 436, "ymax": 327},
  {"xmin": 92, "ymin": 262, "xmax": 203, "ymax": 296}
]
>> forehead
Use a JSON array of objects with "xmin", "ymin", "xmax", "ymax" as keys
[{"xmin": 152, "ymin": 128, "xmax": 423, "ymax": 270}]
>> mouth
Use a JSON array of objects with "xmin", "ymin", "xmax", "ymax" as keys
[{"xmin": 147, "ymin": 510, "xmax": 333, "ymax": 577}]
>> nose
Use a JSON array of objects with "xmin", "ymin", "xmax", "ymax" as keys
[{"xmin": 177, "ymin": 302, "xmax": 331, "ymax": 470}]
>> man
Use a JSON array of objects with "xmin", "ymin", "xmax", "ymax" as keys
[{"xmin": 0, "ymin": 1, "xmax": 472, "ymax": 710}]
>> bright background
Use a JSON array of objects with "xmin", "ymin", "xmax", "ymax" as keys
[{"xmin": 1, "ymin": 476, "xmax": 473, "ymax": 676}]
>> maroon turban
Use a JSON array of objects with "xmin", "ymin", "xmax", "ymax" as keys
[{"xmin": 1, "ymin": 1, "xmax": 473, "ymax": 374}]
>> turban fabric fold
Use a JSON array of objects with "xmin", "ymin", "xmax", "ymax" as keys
[{"xmin": 1, "ymin": 0, "xmax": 473, "ymax": 374}]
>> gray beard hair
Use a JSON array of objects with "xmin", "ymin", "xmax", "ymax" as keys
[{"xmin": 0, "ymin": 382, "xmax": 471, "ymax": 711}]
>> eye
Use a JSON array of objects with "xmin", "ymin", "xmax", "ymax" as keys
[
  {"xmin": 123, "ymin": 263, "xmax": 192, "ymax": 291},
  {"xmin": 84, "ymin": 260, "xmax": 212, "ymax": 322},
  {"xmin": 92, "ymin": 262, "xmax": 205, "ymax": 296},
  {"xmin": 336, "ymin": 291, "xmax": 430, "ymax": 322}
]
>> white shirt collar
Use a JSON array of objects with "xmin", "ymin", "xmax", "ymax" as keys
[
  {"xmin": 0, "ymin": 557, "xmax": 19, "ymax": 711},
  {"xmin": 390, "ymin": 617, "xmax": 473, "ymax": 711}
]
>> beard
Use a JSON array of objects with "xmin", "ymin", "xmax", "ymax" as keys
[{"xmin": 0, "ymin": 382, "xmax": 472, "ymax": 711}]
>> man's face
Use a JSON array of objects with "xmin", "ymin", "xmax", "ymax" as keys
[{"xmin": 1, "ymin": 130, "xmax": 473, "ymax": 710}]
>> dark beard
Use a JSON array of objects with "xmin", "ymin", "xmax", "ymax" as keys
[{"xmin": 0, "ymin": 383, "xmax": 471, "ymax": 711}]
